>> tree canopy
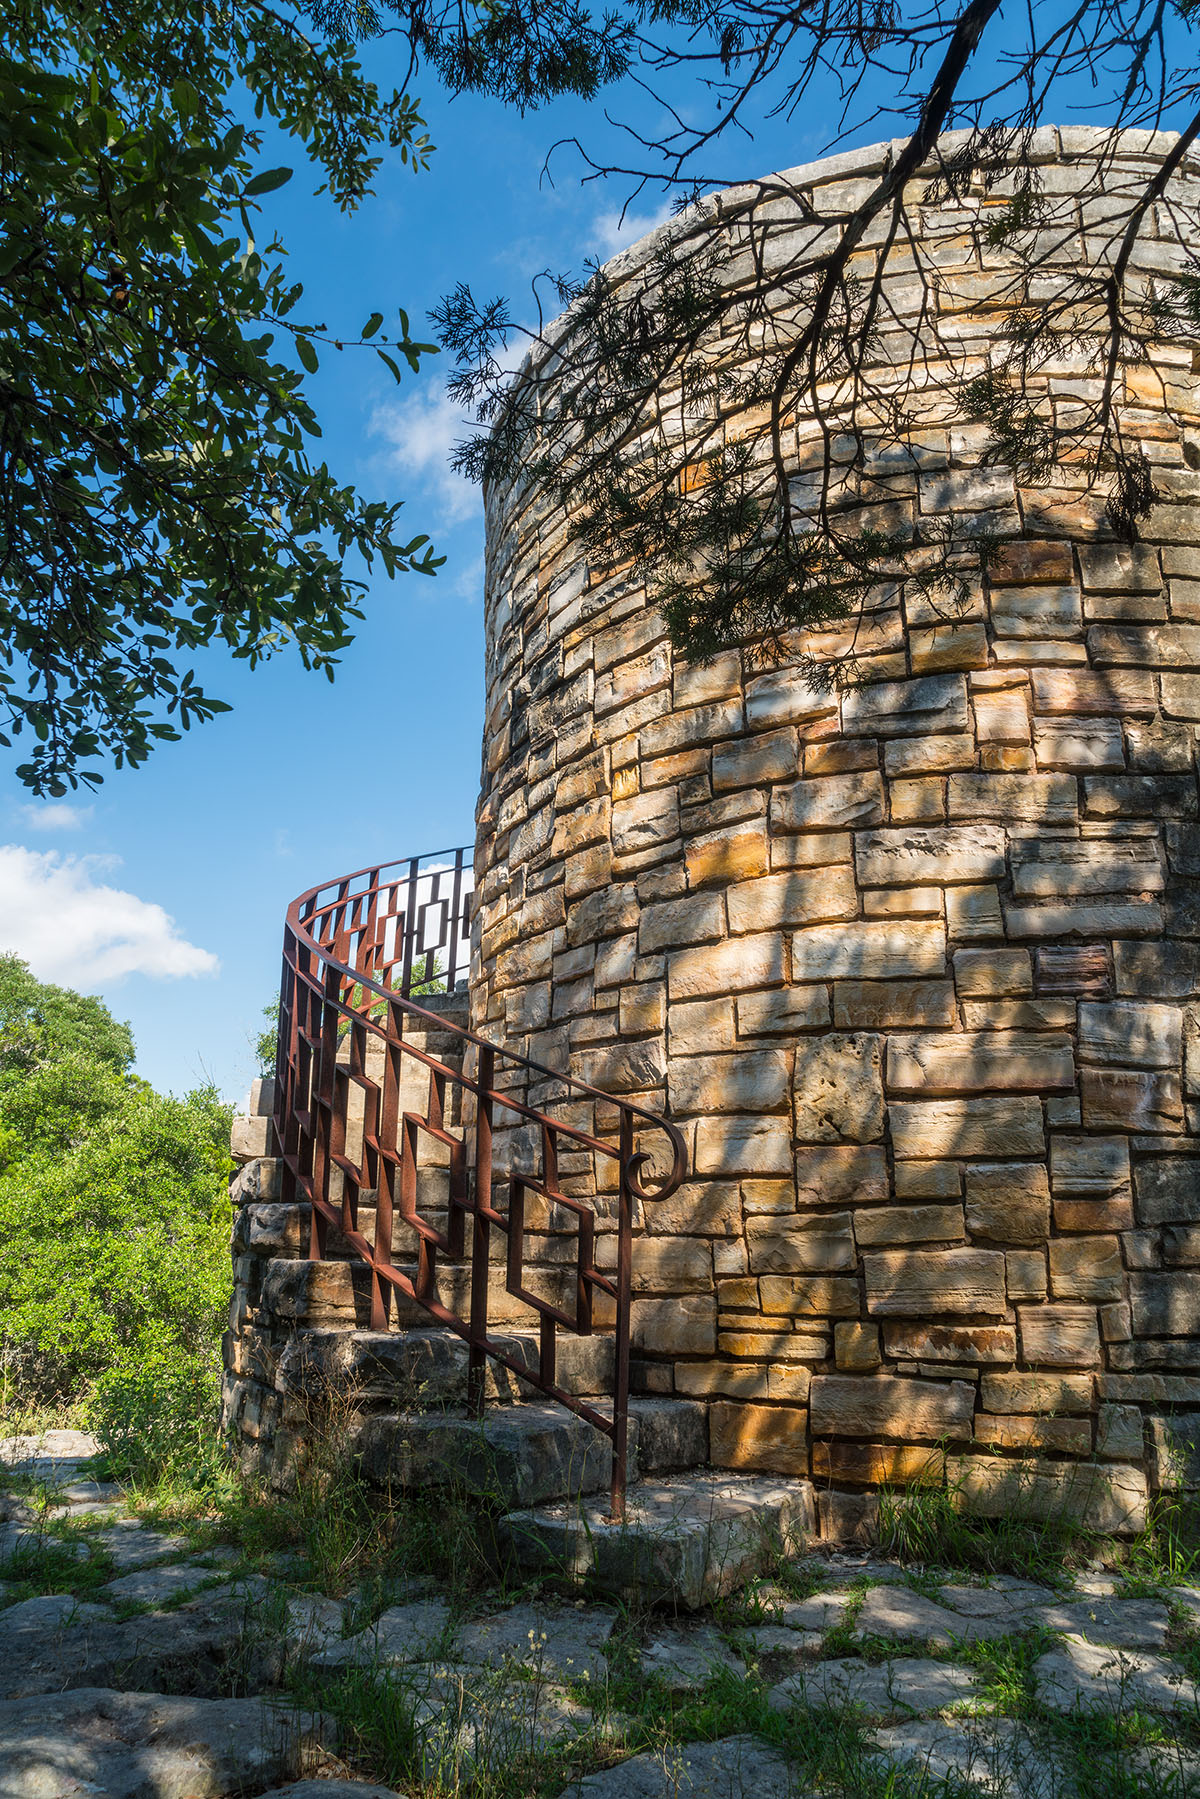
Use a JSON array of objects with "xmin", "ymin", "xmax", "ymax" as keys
[
  {"xmin": 408, "ymin": 0, "xmax": 1200, "ymax": 670},
  {"xmin": 1, "ymin": 0, "xmax": 441, "ymax": 796},
  {"xmin": 0, "ymin": 955, "xmax": 230, "ymax": 1403}
]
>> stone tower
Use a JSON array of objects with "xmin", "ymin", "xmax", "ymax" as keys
[{"xmin": 471, "ymin": 127, "xmax": 1200, "ymax": 1534}]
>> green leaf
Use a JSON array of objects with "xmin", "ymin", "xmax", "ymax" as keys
[
  {"xmin": 243, "ymin": 166, "xmax": 292, "ymax": 196},
  {"xmin": 296, "ymin": 334, "xmax": 319, "ymax": 373},
  {"xmin": 362, "ymin": 311, "xmax": 383, "ymax": 339}
]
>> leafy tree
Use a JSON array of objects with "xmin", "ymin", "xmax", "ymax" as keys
[
  {"xmin": 405, "ymin": 0, "xmax": 1200, "ymax": 669},
  {"xmin": 0, "ymin": 958, "xmax": 230, "ymax": 1402},
  {"xmin": 1, "ymin": 0, "xmax": 441, "ymax": 797},
  {"xmin": 0, "ymin": 951, "xmax": 134, "ymax": 1083}
]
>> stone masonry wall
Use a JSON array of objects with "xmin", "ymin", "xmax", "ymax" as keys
[{"xmin": 471, "ymin": 128, "xmax": 1200, "ymax": 1534}]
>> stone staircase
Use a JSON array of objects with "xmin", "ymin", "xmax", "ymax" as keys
[{"xmin": 227, "ymin": 1059, "xmax": 816, "ymax": 1604}]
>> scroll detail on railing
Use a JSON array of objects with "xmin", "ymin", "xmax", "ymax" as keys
[{"xmin": 272, "ymin": 846, "xmax": 687, "ymax": 1519}]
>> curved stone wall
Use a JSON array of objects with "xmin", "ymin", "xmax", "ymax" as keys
[{"xmin": 473, "ymin": 127, "xmax": 1200, "ymax": 1532}]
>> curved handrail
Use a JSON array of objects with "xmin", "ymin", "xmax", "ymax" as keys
[{"xmin": 272, "ymin": 845, "xmax": 687, "ymax": 1518}]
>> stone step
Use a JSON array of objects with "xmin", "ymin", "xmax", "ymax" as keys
[
  {"xmin": 499, "ymin": 1471, "xmax": 817, "ymax": 1609},
  {"xmin": 277, "ymin": 1324, "xmax": 617, "ymax": 1408},
  {"xmin": 349, "ymin": 1396, "xmax": 708, "ymax": 1510}
]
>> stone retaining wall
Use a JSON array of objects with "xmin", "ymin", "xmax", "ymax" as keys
[{"xmin": 471, "ymin": 127, "xmax": 1200, "ymax": 1533}]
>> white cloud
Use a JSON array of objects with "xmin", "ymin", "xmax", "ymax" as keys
[
  {"xmin": 0, "ymin": 846, "xmax": 219, "ymax": 986},
  {"xmin": 20, "ymin": 802, "xmax": 93, "ymax": 833},
  {"xmin": 370, "ymin": 390, "xmax": 481, "ymax": 526},
  {"xmin": 586, "ymin": 203, "xmax": 674, "ymax": 261}
]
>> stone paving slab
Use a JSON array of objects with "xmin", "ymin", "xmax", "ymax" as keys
[
  {"xmin": 0, "ymin": 1523, "xmax": 90, "ymax": 1562},
  {"xmin": 743, "ymin": 1624, "xmax": 823, "ymax": 1666},
  {"xmin": 1035, "ymin": 1597, "xmax": 1170, "ymax": 1648},
  {"xmin": 101, "ymin": 1562, "xmax": 232, "ymax": 1607},
  {"xmin": 456, "ymin": 1602, "xmax": 616, "ymax": 1686},
  {"xmin": 286, "ymin": 1593, "xmax": 349, "ymax": 1652},
  {"xmin": 0, "ymin": 1686, "xmax": 326, "ymax": 1799},
  {"xmin": 0, "ymin": 1586, "xmax": 283, "ymax": 1699},
  {"xmin": 1033, "ymin": 1638, "xmax": 1199, "ymax": 1713},
  {"xmin": 937, "ymin": 1582, "xmax": 1055, "ymax": 1618},
  {"xmin": 556, "ymin": 1735, "xmax": 794, "ymax": 1799},
  {"xmin": 310, "ymin": 1600, "xmax": 450, "ymax": 1670},
  {"xmin": 768, "ymin": 1655, "xmax": 981, "ymax": 1718},
  {"xmin": 775, "ymin": 1591, "xmax": 853, "ymax": 1631},
  {"xmin": 640, "ymin": 1625, "xmax": 744, "ymax": 1692},
  {"xmin": 855, "ymin": 1583, "xmax": 1019, "ymax": 1647},
  {"xmin": 405, "ymin": 1660, "xmax": 592, "ymax": 1784},
  {"xmin": 89, "ymin": 1521, "xmax": 194, "ymax": 1572},
  {"xmin": 257, "ymin": 1785, "xmax": 407, "ymax": 1799},
  {"xmin": 873, "ymin": 1716, "xmax": 1062, "ymax": 1797}
]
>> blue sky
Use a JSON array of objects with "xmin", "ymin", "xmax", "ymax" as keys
[{"xmin": 2, "ymin": 20, "xmax": 1189, "ymax": 1101}]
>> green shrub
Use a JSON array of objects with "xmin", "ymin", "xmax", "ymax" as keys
[{"xmin": 91, "ymin": 1348, "xmax": 225, "ymax": 1487}]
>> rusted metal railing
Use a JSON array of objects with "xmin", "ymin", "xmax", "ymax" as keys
[{"xmin": 271, "ymin": 847, "xmax": 687, "ymax": 1518}]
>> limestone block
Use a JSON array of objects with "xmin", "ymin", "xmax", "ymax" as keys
[
  {"xmin": 1033, "ymin": 719, "xmax": 1125, "ymax": 770},
  {"xmin": 811, "ymin": 1441, "xmax": 944, "ymax": 1485},
  {"xmin": 794, "ymin": 1144, "xmax": 889, "ymax": 1206},
  {"xmin": 981, "ymin": 1371, "xmax": 1093, "ymax": 1413},
  {"xmin": 674, "ymin": 1362, "xmax": 776, "ymax": 1400},
  {"xmin": 669, "ymin": 1050, "xmax": 790, "ymax": 1115},
  {"xmin": 675, "ymin": 647, "xmax": 741, "ymax": 705},
  {"xmin": 747, "ymin": 1213, "xmax": 856, "ymax": 1273},
  {"xmin": 694, "ymin": 1114, "xmax": 792, "ymax": 1176},
  {"xmin": 974, "ymin": 1413, "xmax": 1093, "ymax": 1453},
  {"xmin": 1010, "ymin": 837, "xmax": 1164, "ymax": 896},
  {"xmin": 1079, "ymin": 1067, "xmax": 1184, "ymax": 1133},
  {"xmin": 684, "ymin": 825, "xmax": 769, "ymax": 887},
  {"xmin": 641, "ymin": 698, "xmax": 744, "ymax": 758},
  {"xmin": 1004, "ymin": 899, "xmax": 1163, "ymax": 940},
  {"xmin": 231, "ymin": 1114, "xmax": 272, "ymax": 1161},
  {"xmin": 793, "ymin": 1033, "xmax": 885, "ymax": 1143},
  {"xmin": 670, "ymin": 998, "xmax": 736, "ymax": 1054},
  {"xmin": 833, "ymin": 979, "xmax": 957, "ymax": 1029},
  {"xmin": 668, "ymin": 933, "xmax": 785, "ymax": 999},
  {"xmin": 909, "ymin": 622, "xmax": 989, "ymax": 672},
  {"xmin": 893, "ymin": 1161, "xmax": 962, "ymax": 1198},
  {"xmin": 1048, "ymin": 1235, "xmax": 1125, "ymax": 1302},
  {"xmin": 718, "ymin": 1330, "xmax": 828, "ymax": 1362},
  {"xmin": 944, "ymin": 885, "xmax": 1003, "ymax": 940},
  {"xmin": 1097, "ymin": 1404, "xmax": 1145, "ymax": 1461},
  {"xmin": 631, "ymin": 1295, "xmax": 716, "ymax": 1355},
  {"xmin": 883, "ymin": 734, "xmax": 975, "ymax": 775},
  {"xmin": 576, "ymin": 1039, "xmax": 667, "ymax": 1093},
  {"xmin": 853, "ymin": 1205, "xmax": 964, "ymax": 1246},
  {"xmin": 640, "ymin": 892, "xmax": 724, "ymax": 954},
  {"xmin": 964, "ymin": 1163, "xmax": 1052, "ymax": 1244},
  {"xmin": 863, "ymin": 1248, "xmax": 1008, "ymax": 1317},
  {"xmin": 744, "ymin": 670, "xmax": 838, "ymax": 728},
  {"xmin": 713, "ymin": 728, "xmax": 799, "ymax": 790},
  {"xmin": 1017, "ymin": 1304, "xmax": 1101, "ymax": 1367},
  {"xmin": 952, "ymin": 949, "xmax": 1033, "ymax": 997},
  {"xmin": 854, "ymin": 824, "xmax": 1006, "ymax": 886},
  {"xmin": 884, "ymin": 1323, "xmax": 1016, "ymax": 1364},
  {"xmin": 552, "ymin": 796, "xmax": 610, "ymax": 857},
  {"xmin": 890, "ymin": 1096, "xmax": 1044, "ymax": 1159},
  {"xmin": 990, "ymin": 584, "xmax": 1082, "ymax": 638},
  {"xmin": 1031, "ymin": 667, "xmax": 1157, "ymax": 715},
  {"xmin": 619, "ymin": 982, "xmax": 666, "ymax": 1036},
  {"xmin": 565, "ymin": 884, "xmax": 639, "ymax": 948},
  {"xmin": 709, "ymin": 1401, "xmax": 808, "ymax": 1476},
  {"xmin": 949, "ymin": 1455, "xmax": 1147, "ymax": 1533},
  {"xmin": 646, "ymin": 1180, "xmax": 741, "ymax": 1239},
  {"xmin": 759, "ymin": 1275, "xmax": 860, "ymax": 1318},
  {"xmin": 632, "ymin": 1238, "xmax": 713, "ymax": 1294},
  {"xmin": 973, "ymin": 689, "xmax": 1032, "ymax": 745},
  {"xmin": 1006, "ymin": 1249, "xmax": 1048, "ymax": 1302},
  {"xmin": 1088, "ymin": 621, "xmax": 1200, "ymax": 666},
  {"xmin": 992, "ymin": 540, "xmax": 1074, "ymax": 584},
  {"xmin": 805, "ymin": 738, "xmax": 879, "ymax": 776},
  {"xmin": 1126, "ymin": 720, "xmax": 1194, "ymax": 771},
  {"xmin": 889, "ymin": 777, "xmax": 945, "ymax": 822},
  {"xmin": 1079, "ymin": 542, "xmax": 1162, "ymax": 592},
  {"xmin": 739, "ymin": 987, "xmax": 831, "ymax": 1035},
  {"xmin": 1134, "ymin": 1157, "xmax": 1200, "ymax": 1224},
  {"xmin": 1129, "ymin": 1271, "xmax": 1200, "ymax": 1336},
  {"xmin": 564, "ymin": 844, "xmax": 615, "ymax": 901},
  {"xmin": 862, "ymin": 885, "xmax": 941, "ymax": 918},
  {"xmin": 1077, "ymin": 1000, "xmax": 1183, "ymax": 1068},
  {"xmin": 773, "ymin": 831, "xmax": 854, "ymax": 868},
  {"xmin": 1166, "ymin": 1223, "xmax": 1200, "ymax": 1264},
  {"xmin": 791, "ymin": 919, "xmax": 946, "ymax": 982},
  {"xmin": 947, "ymin": 772, "xmax": 1077, "ymax": 824},
  {"xmin": 886, "ymin": 1032, "xmax": 1074, "ymax": 1093},
  {"xmin": 842, "ymin": 673, "xmax": 969, "ymax": 737},
  {"xmin": 809, "ymin": 1373, "xmax": 974, "ymax": 1441},
  {"xmin": 1161, "ymin": 673, "xmax": 1200, "ymax": 718},
  {"xmin": 1083, "ymin": 773, "xmax": 1198, "ymax": 820},
  {"xmin": 726, "ymin": 867, "xmax": 858, "ymax": 933},
  {"xmin": 769, "ymin": 772, "xmax": 886, "ymax": 832},
  {"xmin": 835, "ymin": 1322, "xmax": 881, "ymax": 1371},
  {"xmin": 1114, "ymin": 938, "xmax": 1200, "ymax": 998},
  {"xmin": 962, "ymin": 998, "xmax": 1075, "ymax": 1030}
]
